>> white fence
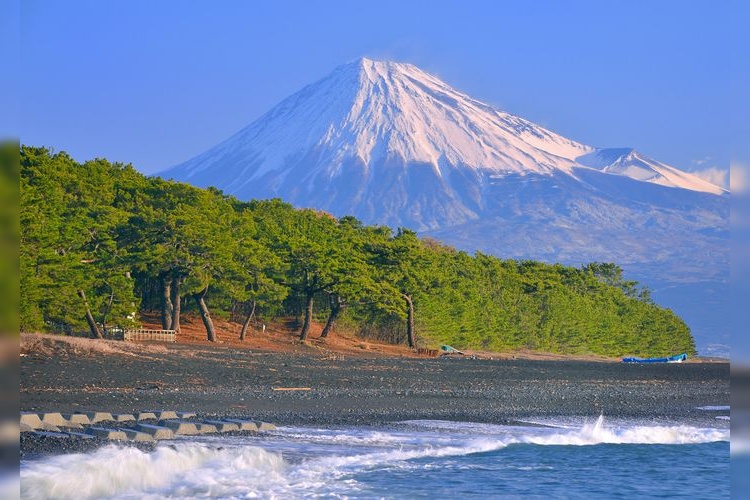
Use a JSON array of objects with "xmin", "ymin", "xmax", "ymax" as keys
[{"xmin": 123, "ymin": 329, "xmax": 176, "ymax": 342}]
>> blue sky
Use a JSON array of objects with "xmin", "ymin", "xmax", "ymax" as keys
[{"xmin": 12, "ymin": 0, "xmax": 745, "ymax": 184}]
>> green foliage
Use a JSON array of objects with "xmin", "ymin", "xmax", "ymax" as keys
[
  {"xmin": 21, "ymin": 147, "xmax": 139, "ymax": 334},
  {"xmin": 19, "ymin": 146, "xmax": 696, "ymax": 356}
]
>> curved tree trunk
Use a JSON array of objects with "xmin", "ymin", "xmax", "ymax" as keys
[
  {"xmin": 78, "ymin": 289, "xmax": 103, "ymax": 339},
  {"xmin": 194, "ymin": 287, "xmax": 217, "ymax": 342},
  {"xmin": 170, "ymin": 275, "xmax": 181, "ymax": 333},
  {"xmin": 161, "ymin": 276, "xmax": 173, "ymax": 330},
  {"xmin": 239, "ymin": 300, "xmax": 256, "ymax": 341},
  {"xmin": 299, "ymin": 293, "xmax": 314, "ymax": 341},
  {"xmin": 403, "ymin": 293, "xmax": 415, "ymax": 349},
  {"xmin": 320, "ymin": 294, "xmax": 342, "ymax": 338}
]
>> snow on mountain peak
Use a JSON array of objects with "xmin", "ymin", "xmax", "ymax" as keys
[
  {"xmin": 171, "ymin": 58, "xmax": 596, "ymax": 190},
  {"xmin": 341, "ymin": 57, "xmax": 593, "ymax": 173},
  {"xmin": 165, "ymin": 58, "xmax": 725, "ymax": 198},
  {"xmin": 576, "ymin": 148, "xmax": 726, "ymax": 195}
]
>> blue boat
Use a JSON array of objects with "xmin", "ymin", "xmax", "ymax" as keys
[{"xmin": 622, "ymin": 353, "xmax": 688, "ymax": 363}]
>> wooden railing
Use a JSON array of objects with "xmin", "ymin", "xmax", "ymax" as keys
[
  {"xmin": 123, "ymin": 329, "xmax": 176, "ymax": 342},
  {"xmin": 415, "ymin": 347, "xmax": 439, "ymax": 357}
]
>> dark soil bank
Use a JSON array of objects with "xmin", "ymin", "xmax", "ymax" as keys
[{"xmin": 21, "ymin": 342, "xmax": 729, "ymax": 427}]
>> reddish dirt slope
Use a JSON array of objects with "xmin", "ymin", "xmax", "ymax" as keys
[
  {"xmin": 143, "ymin": 313, "xmax": 420, "ymax": 358},
  {"xmin": 140, "ymin": 313, "xmax": 622, "ymax": 362}
]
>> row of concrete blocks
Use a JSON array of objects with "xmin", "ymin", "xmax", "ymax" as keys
[
  {"xmin": 20, "ymin": 410, "xmax": 196, "ymax": 430},
  {"xmin": 21, "ymin": 411, "xmax": 276, "ymax": 442}
]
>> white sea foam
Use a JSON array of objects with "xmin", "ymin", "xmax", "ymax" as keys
[
  {"xmin": 402, "ymin": 416, "xmax": 729, "ymax": 446},
  {"xmin": 21, "ymin": 418, "xmax": 728, "ymax": 498},
  {"xmin": 696, "ymin": 406, "xmax": 730, "ymax": 411},
  {"xmin": 525, "ymin": 415, "xmax": 729, "ymax": 446},
  {"xmin": 21, "ymin": 443, "xmax": 287, "ymax": 499},
  {"xmin": 268, "ymin": 426, "xmax": 415, "ymax": 447}
]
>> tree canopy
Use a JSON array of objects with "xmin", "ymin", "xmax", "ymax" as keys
[{"xmin": 20, "ymin": 146, "xmax": 696, "ymax": 357}]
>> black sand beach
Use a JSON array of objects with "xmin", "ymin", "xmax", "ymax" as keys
[{"xmin": 21, "ymin": 334, "xmax": 729, "ymax": 431}]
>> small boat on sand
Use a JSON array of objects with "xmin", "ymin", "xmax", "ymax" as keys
[
  {"xmin": 622, "ymin": 353, "xmax": 688, "ymax": 363},
  {"xmin": 440, "ymin": 345, "xmax": 464, "ymax": 355}
]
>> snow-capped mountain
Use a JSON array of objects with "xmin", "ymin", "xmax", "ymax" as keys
[
  {"xmin": 161, "ymin": 58, "xmax": 729, "ymax": 355},
  {"xmin": 163, "ymin": 58, "xmax": 724, "ymax": 231},
  {"xmin": 576, "ymin": 148, "xmax": 725, "ymax": 194},
  {"xmin": 168, "ymin": 58, "xmax": 592, "ymax": 188}
]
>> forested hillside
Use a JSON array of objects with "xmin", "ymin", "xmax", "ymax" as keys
[{"xmin": 20, "ymin": 146, "xmax": 696, "ymax": 356}]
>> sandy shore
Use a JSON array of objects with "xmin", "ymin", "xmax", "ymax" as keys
[{"xmin": 21, "ymin": 333, "xmax": 729, "ymax": 430}]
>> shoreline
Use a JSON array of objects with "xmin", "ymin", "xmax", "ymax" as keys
[{"xmin": 20, "ymin": 334, "xmax": 730, "ymax": 457}]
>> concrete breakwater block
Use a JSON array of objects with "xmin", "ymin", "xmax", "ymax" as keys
[
  {"xmin": 38, "ymin": 422, "xmax": 61, "ymax": 432},
  {"xmin": 112, "ymin": 414, "xmax": 136, "ymax": 423},
  {"xmin": 85, "ymin": 427, "xmax": 128, "ymax": 440},
  {"xmin": 195, "ymin": 423, "xmax": 218, "ymax": 434},
  {"xmin": 63, "ymin": 413, "xmax": 91, "ymax": 425},
  {"xmin": 20, "ymin": 413, "xmax": 43, "ymax": 429},
  {"xmin": 137, "ymin": 412, "xmax": 158, "ymax": 421},
  {"xmin": 143, "ymin": 410, "xmax": 179, "ymax": 420},
  {"xmin": 135, "ymin": 424, "xmax": 174, "ymax": 439},
  {"xmin": 59, "ymin": 422, "xmax": 84, "ymax": 430},
  {"xmin": 75, "ymin": 411, "xmax": 114, "ymax": 424},
  {"xmin": 223, "ymin": 419, "xmax": 258, "ymax": 431},
  {"xmin": 223, "ymin": 419, "xmax": 259, "ymax": 432},
  {"xmin": 41, "ymin": 414, "xmax": 83, "ymax": 430},
  {"xmin": 39, "ymin": 413, "xmax": 70, "ymax": 427},
  {"xmin": 157, "ymin": 420, "xmax": 200, "ymax": 435},
  {"xmin": 221, "ymin": 419, "xmax": 275, "ymax": 431},
  {"xmin": 21, "ymin": 413, "xmax": 66, "ymax": 432},
  {"xmin": 204, "ymin": 420, "xmax": 240, "ymax": 432},
  {"xmin": 256, "ymin": 421, "xmax": 276, "ymax": 431},
  {"xmin": 177, "ymin": 412, "xmax": 197, "ymax": 419},
  {"xmin": 121, "ymin": 429, "xmax": 155, "ymax": 442}
]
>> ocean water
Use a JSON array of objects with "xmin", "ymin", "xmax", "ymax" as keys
[{"xmin": 20, "ymin": 415, "xmax": 729, "ymax": 499}]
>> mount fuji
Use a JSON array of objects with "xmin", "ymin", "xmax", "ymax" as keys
[{"xmin": 161, "ymin": 58, "xmax": 729, "ymax": 356}]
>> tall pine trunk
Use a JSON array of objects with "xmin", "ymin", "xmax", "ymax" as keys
[
  {"xmin": 194, "ymin": 287, "xmax": 217, "ymax": 342},
  {"xmin": 78, "ymin": 289, "xmax": 103, "ymax": 339},
  {"xmin": 161, "ymin": 276, "xmax": 173, "ymax": 330},
  {"xmin": 403, "ymin": 293, "xmax": 415, "ymax": 349},
  {"xmin": 299, "ymin": 292, "xmax": 314, "ymax": 341},
  {"xmin": 239, "ymin": 300, "xmax": 256, "ymax": 341},
  {"xmin": 170, "ymin": 275, "xmax": 181, "ymax": 333},
  {"xmin": 320, "ymin": 294, "xmax": 342, "ymax": 338}
]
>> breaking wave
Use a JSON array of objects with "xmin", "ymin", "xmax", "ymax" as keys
[
  {"xmin": 21, "ymin": 416, "xmax": 728, "ymax": 499},
  {"xmin": 21, "ymin": 443, "xmax": 286, "ymax": 499}
]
